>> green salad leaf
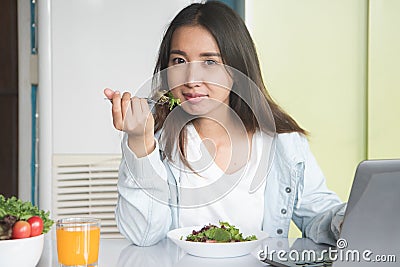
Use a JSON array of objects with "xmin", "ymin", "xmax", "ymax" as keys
[
  {"xmin": 185, "ymin": 221, "xmax": 257, "ymax": 243},
  {"xmin": 0, "ymin": 195, "xmax": 54, "ymax": 234},
  {"xmin": 166, "ymin": 92, "xmax": 181, "ymax": 110}
]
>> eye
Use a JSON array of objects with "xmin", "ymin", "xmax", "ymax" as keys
[
  {"xmin": 172, "ymin": 57, "xmax": 186, "ymax": 64},
  {"xmin": 204, "ymin": 59, "xmax": 217, "ymax": 66}
]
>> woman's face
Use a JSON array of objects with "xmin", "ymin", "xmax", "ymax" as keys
[{"xmin": 167, "ymin": 25, "xmax": 233, "ymax": 116}]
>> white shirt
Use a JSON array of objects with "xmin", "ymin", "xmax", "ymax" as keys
[{"xmin": 178, "ymin": 124, "xmax": 266, "ymax": 234}]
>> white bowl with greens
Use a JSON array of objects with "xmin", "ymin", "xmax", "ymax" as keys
[
  {"xmin": 0, "ymin": 234, "xmax": 44, "ymax": 267},
  {"xmin": 167, "ymin": 222, "xmax": 268, "ymax": 258},
  {"xmin": 0, "ymin": 195, "xmax": 54, "ymax": 267}
]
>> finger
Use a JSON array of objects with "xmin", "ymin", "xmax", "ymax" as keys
[
  {"xmin": 122, "ymin": 97, "xmax": 141, "ymax": 133},
  {"xmin": 104, "ymin": 88, "xmax": 114, "ymax": 100},
  {"xmin": 140, "ymin": 98, "xmax": 151, "ymax": 114},
  {"xmin": 111, "ymin": 91, "xmax": 123, "ymax": 130},
  {"xmin": 121, "ymin": 92, "xmax": 132, "ymax": 121},
  {"xmin": 140, "ymin": 99, "xmax": 153, "ymax": 129},
  {"xmin": 131, "ymin": 96, "xmax": 142, "ymax": 115}
]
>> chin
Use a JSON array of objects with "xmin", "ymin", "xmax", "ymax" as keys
[
  {"xmin": 179, "ymin": 98, "xmax": 228, "ymax": 117},
  {"xmin": 181, "ymin": 105, "xmax": 211, "ymax": 116}
]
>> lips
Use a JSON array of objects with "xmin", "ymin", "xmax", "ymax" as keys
[{"xmin": 183, "ymin": 93, "xmax": 208, "ymax": 103}]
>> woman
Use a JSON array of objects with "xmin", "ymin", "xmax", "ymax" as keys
[{"xmin": 104, "ymin": 2, "xmax": 345, "ymax": 247}]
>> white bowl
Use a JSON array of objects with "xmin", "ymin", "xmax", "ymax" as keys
[
  {"xmin": 167, "ymin": 226, "xmax": 268, "ymax": 258},
  {"xmin": 0, "ymin": 234, "xmax": 44, "ymax": 267}
]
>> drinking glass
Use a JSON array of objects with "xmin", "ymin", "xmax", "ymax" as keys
[{"xmin": 56, "ymin": 217, "xmax": 101, "ymax": 267}]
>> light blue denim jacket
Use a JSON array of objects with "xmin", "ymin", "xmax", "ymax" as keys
[{"xmin": 115, "ymin": 132, "xmax": 346, "ymax": 247}]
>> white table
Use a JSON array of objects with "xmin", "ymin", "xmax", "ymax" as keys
[{"xmin": 38, "ymin": 235, "xmax": 328, "ymax": 267}]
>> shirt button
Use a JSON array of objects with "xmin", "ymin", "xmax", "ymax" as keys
[
  {"xmin": 285, "ymin": 187, "xmax": 291, "ymax": 193},
  {"xmin": 281, "ymin": 208, "xmax": 287, "ymax": 214},
  {"xmin": 277, "ymin": 228, "xmax": 283, "ymax": 235}
]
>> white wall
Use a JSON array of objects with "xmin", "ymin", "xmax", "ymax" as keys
[
  {"xmin": 32, "ymin": 0, "xmax": 193, "ymax": 211},
  {"xmin": 50, "ymin": 0, "xmax": 192, "ymax": 154}
]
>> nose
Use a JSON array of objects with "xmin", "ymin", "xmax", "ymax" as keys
[{"xmin": 184, "ymin": 62, "xmax": 202, "ymax": 88}]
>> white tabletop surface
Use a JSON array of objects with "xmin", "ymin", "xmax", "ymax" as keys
[{"xmin": 37, "ymin": 233, "xmax": 329, "ymax": 267}]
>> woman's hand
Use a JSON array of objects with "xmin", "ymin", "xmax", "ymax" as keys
[{"xmin": 104, "ymin": 88, "xmax": 155, "ymax": 157}]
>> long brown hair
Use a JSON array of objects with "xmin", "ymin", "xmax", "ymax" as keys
[{"xmin": 152, "ymin": 2, "xmax": 307, "ymax": 166}]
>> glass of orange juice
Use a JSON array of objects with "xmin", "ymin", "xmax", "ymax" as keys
[{"xmin": 56, "ymin": 217, "xmax": 101, "ymax": 267}]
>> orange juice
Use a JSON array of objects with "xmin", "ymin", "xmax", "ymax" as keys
[{"xmin": 56, "ymin": 218, "xmax": 100, "ymax": 266}]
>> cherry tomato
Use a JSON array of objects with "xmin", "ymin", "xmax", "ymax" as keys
[
  {"xmin": 12, "ymin": 221, "xmax": 31, "ymax": 239},
  {"xmin": 27, "ymin": 216, "xmax": 44, "ymax": 237}
]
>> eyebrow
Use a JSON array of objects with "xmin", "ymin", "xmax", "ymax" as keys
[{"xmin": 170, "ymin": 49, "xmax": 221, "ymax": 58}]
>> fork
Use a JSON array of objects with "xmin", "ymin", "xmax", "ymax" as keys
[{"xmin": 105, "ymin": 90, "xmax": 170, "ymax": 105}]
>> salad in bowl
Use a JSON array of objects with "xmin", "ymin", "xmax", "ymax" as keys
[
  {"xmin": 168, "ymin": 221, "xmax": 268, "ymax": 258},
  {"xmin": 0, "ymin": 195, "xmax": 54, "ymax": 267}
]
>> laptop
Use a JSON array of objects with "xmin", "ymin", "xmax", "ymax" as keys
[{"xmin": 261, "ymin": 159, "xmax": 400, "ymax": 267}]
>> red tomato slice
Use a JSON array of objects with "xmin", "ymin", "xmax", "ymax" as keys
[
  {"xmin": 12, "ymin": 221, "xmax": 31, "ymax": 239},
  {"xmin": 27, "ymin": 216, "xmax": 44, "ymax": 237}
]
